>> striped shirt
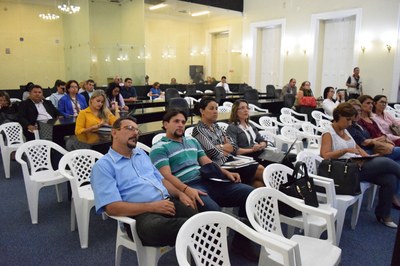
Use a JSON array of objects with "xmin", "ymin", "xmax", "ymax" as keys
[
  {"xmin": 192, "ymin": 121, "xmax": 238, "ymax": 166},
  {"xmin": 150, "ymin": 136, "xmax": 206, "ymax": 183}
]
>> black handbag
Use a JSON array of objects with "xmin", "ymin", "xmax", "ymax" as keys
[
  {"xmin": 317, "ymin": 159, "xmax": 361, "ymax": 195},
  {"xmin": 278, "ymin": 162, "xmax": 319, "ymax": 217}
]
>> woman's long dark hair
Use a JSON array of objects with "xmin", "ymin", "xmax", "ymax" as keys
[
  {"xmin": 106, "ymin": 82, "xmax": 123, "ymax": 106},
  {"xmin": 372, "ymin": 95, "xmax": 386, "ymax": 113}
]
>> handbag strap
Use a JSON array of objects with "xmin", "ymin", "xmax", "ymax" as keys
[{"xmin": 291, "ymin": 161, "xmax": 309, "ymax": 180}]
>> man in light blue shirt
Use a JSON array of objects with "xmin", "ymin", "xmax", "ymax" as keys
[
  {"xmin": 91, "ymin": 117, "xmax": 196, "ymax": 246},
  {"xmin": 49, "ymin": 80, "xmax": 66, "ymax": 107}
]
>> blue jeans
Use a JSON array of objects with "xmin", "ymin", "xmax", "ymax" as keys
[
  {"xmin": 367, "ymin": 147, "xmax": 400, "ymax": 195},
  {"xmin": 360, "ymin": 157, "xmax": 399, "ymax": 218},
  {"xmin": 187, "ymin": 178, "xmax": 254, "ymax": 217},
  {"xmin": 385, "ymin": 147, "xmax": 400, "ymax": 195}
]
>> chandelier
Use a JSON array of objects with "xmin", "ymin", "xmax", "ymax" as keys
[
  {"xmin": 58, "ymin": 1, "xmax": 80, "ymax": 14},
  {"xmin": 39, "ymin": 13, "xmax": 60, "ymax": 20}
]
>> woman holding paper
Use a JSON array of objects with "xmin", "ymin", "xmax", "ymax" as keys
[
  {"xmin": 75, "ymin": 90, "xmax": 119, "ymax": 135},
  {"xmin": 192, "ymin": 96, "xmax": 265, "ymax": 188}
]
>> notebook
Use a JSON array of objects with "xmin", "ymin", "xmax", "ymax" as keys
[{"xmin": 258, "ymin": 140, "xmax": 297, "ymax": 163}]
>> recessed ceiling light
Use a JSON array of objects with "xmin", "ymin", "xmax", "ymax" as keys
[
  {"xmin": 149, "ymin": 3, "xmax": 167, "ymax": 10},
  {"xmin": 191, "ymin": 10, "xmax": 210, "ymax": 17}
]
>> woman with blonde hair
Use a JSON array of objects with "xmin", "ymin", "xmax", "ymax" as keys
[{"xmin": 75, "ymin": 90, "xmax": 119, "ymax": 135}]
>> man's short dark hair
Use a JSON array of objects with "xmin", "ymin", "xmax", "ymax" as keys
[
  {"xmin": 29, "ymin": 84, "xmax": 42, "ymax": 92},
  {"xmin": 112, "ymin": 116, "xmax": 138, "ymax": 129},
  {"xmin": 163, "ymin": 109, "xmax": 188, "ymax": 123},
  {"xmin": 124, "ymin": 77, "xmax": 132, "ymax": 82},
  {"xmin": 221, "ymin": 76, "xmax": 226, "ymax": 80},
  {"xmin": 55, "ymin": 80, "xmax": 66, "ymax": 87}
]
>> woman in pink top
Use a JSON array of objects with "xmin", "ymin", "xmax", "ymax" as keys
[{"xmin": 372, "ymin": 95, "xmax": 400, "ymax": 143}]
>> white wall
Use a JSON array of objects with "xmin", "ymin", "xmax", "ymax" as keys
[{"xmin": 243, "ymin": 0, "xmax": 400, "ymax": 98}]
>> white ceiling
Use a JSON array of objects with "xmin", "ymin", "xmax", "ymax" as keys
[{"xmin": 3, "ymin": 0, "xmax": 242, "ymax": 22}]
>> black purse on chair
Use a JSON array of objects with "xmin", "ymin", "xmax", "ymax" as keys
[
  {"xmin": 317, "ymin": 159, "xmax": 361, "ymax": 195},
  {"xmin": 278, "ymin": 162, "xmax": 319, "ymax": 217}
]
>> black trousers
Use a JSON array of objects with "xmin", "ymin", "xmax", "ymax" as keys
[{"xmin": 129, "ymin": 198, "xmax": 197, "ymax": 247}]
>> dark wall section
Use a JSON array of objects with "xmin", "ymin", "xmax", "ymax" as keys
[{"xmin": 179, "ymin": 0, "xmax": 243, "ymax": 12}]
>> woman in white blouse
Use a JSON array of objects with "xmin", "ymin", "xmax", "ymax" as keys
[
  {"xmin": 322, "ymin": 86, "xmax": 345, "ymax": 117},
  {"xmin": 321, "ymin": 102, "xmax": 400, "ymax": 228}
]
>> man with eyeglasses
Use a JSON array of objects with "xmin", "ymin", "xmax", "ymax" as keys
[
  {"xmin": 149, "ymin": 110, "xmax": 259, "ymax": 262},
  {"xmin": 91, "ymin": 117, "xmax": 196, "ymax": 247}
]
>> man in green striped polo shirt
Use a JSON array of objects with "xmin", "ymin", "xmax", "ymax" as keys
[{"xmin": 149, "ymin": 110, "xmax": 258, "ymax": 262}]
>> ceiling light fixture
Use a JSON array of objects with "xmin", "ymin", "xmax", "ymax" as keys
[
  {"xmin": 149, "ymin": 3, "xmax": 167, "ymax": 10},
  {"xmin": 39, "ymin": 13, "xmax": 60, "ymax": 20},
  {"xmin": 191, "ymin": 11, "xmax": 210, "ymax": 17},
  {"xmin": 58, "ymin": 1, "xmax": 80, "ymax": 14}
]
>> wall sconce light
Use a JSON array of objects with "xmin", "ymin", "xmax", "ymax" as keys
[
  {"xmin": 303, "ymin": 49, "xmax": 307, "ymax": 55},
  {"xmin": 361, "ymin": 46, "xmax": 366, "ymax": 54},
  {"xmin": 381, "ymin": 31, "xmax": 396, "ymax": 54}
]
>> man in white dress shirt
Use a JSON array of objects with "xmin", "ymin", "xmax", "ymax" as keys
[{"xmin": 216, "ymin": 76, "xmax": 231, "ymax": 93}]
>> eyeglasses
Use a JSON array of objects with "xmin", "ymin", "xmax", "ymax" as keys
[{"xmin": 116, "ymin": 125, "xmax": 141, "ymax": 134}]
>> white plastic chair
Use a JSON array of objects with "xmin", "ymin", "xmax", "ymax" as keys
[
  {"xmin": 217, "ymin": 105, "xmax": 231, "ymax": 113},
  {"xmin": 15, "ymin": 139, "xmax": 68, "ymax": 224},
  {"xmin": 263, "ymin": 163, "xmax": 338, "ymax": 239},
  {"xmin": 183, "ymin": 96, "xmax": 198, "ymax": 107},
  {"xmin": 258, "ymin": 116, "xmax": 281, "ymax": 134},
  {"xmin": 249, "ymin": 103, "xmax": 269, "ymax": 113},
  {"xmin": 394, "ymin": 104, "xmax": 400, "ymax": 111},
  {"xmin": 246, "ymin": 188, "xmax": 341, "ymax": 266},
  {"xmin": 318, "ymin": 119, "xmax": 332, "ymax": 131},
  {"xmin": 281, "ymin": 107, "xmax": 308, "ymax": 123},
  {"xmin": 300, "ymin": 122, "xmax": 323, "ymax": 150},
  {"xmin": 280, "ymin": 114, "xmax": 304, "ymax": 130},
  {"xmin": 151, "ymin": 133, "xmax": 166, "ymax": 145},
  {"xmin": 296, "ymin": 150, "xmax": 377, "ymax": 244},
  {"xmin": 136, "ymin": 141, "xmax": 151, "ymax": 153},
  {"xmin": 258, "ymin": 129, "xmax": 283, "ymax": 151},
  {"xmin": 0, "ymin": 122, "xmax": 24, "ymax": 178},
  {"xmin": 176, "ymin": 211, "xmax": 298, "ymax": 266},
  {"xmin": 58, "ymin": 149, "xmax": 103, "ymax": 248},
  {"xmin": 279, "ymin": 126, "xmax": 304, "ymax": 154},
  {"xmin": 184, "ymin": 127, "xmax": 194, "ymax": 137},
  {"xmin": 10, "ymin": 98, "xmax": 21, "ymax": 104},
  {"xmin": 216, "ymin": 122, "xmax": 229, "ymax": 132},
  {"xmin": 108, "ymin": 215, "xmax": 172, "ymax": 266},
  {"xmin": 222, "ymin": 101, "xmax": 233, "ymax": 108},
  {"xmin": 204, "ymin": 89, "xmax": 213, "ymax": 94},
  {"xmin": 311, "ymin": 110, "xmax": 333, "ymax": 127}
]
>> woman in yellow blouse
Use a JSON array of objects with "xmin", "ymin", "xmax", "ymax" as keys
[{"xmin": 75, "ymin": 90, "xmax": 119, "ymax": 135}]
